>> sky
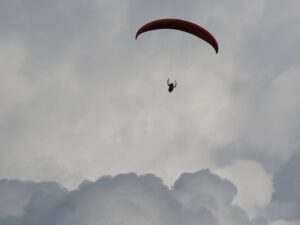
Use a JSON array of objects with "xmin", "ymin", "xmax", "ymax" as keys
[{"xmin": 0, "ymin": 0, "xmax": 299, "ymax": 224}]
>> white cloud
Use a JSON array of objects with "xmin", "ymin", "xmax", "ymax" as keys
[{"xmin": 213, "ymin": 160, "xmax": 273, "ymax": 217}]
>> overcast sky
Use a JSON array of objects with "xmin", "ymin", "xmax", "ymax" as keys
[{"xmin": 0, "ymin": 0, "xmax": 299, "ymax": 224}]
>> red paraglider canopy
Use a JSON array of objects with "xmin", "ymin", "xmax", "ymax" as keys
[{"xmin": 135, "ymin": 18, "xmax": 219, "ymax": 53}]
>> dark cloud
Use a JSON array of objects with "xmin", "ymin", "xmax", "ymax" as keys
[
  {"xmin": 0, "ymin": 179, "xmax": 66, "ymax": 221},
  {"xmin": 263, "ymin": 153, "xmax": 300, "ymax": 221},
  {"xmin": 0, "ymin": 170, "xmax": 267, "ymax": 225}
]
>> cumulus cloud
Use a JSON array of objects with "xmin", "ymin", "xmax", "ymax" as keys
[
  {"xmin": 0, "ymin": 170, "xmax": 268, "ymax": 225},
  {"xmin": 213, "ymin": 160, "xmax": 273, "ymax": 217}
]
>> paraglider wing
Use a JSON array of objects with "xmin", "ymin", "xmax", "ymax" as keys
[{"xmin": 135, "ymin": 18, "xmax": 219, "ymax": 53}]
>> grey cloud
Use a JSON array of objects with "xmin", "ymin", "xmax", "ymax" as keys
[
  {"xmin": 0, "ymin": 0, "xmax": 299, "ymax": 223},
  {"xmin": 263, "ymin": 153, "xmax": 300, "ymax": 220},
  {"xmin": 173, "ymin": 170, "xmax": 259, "ymax": 225},
  {"xmin": 237, "ymin": 0, "xmax": 300, "ymax": 75},
  {"xmin": 273, "ymin": 154, "xmax": 300, "ymax": 204},
  {"xmin": 0, "ymin": 0, "xmax": 279, "ymax": 186},
  {"xmin": 213, "ymin": 0, "xmax": 300, "ymax": 172},
  {"xmin": 0, "ymin": 180, "xmax": 66, "ymax": 219},
  {"xmin": 0, "ymin": 170, "xmax": 265, "ymax": 225}
]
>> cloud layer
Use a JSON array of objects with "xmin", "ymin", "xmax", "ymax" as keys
[
  {"xmin": 0, "ymin": 0, "xmax": 299, "ymax": 224},
  {"xmin": 0, "ymin": 170, "xmax": 269, "ymax": 225}
]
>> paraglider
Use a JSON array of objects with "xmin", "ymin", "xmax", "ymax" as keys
[
  {"xmin": 135, "ymin": 18, "xmax": 219, "ymax": 53},
  {"xmin": 167, "ymin": 79, "xmax": 177, "ymax": 93},
  {"xmin": 135, "ymin": 18, "xmax": 218, "ymax": 92}
]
